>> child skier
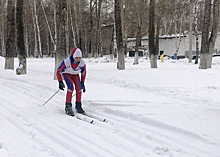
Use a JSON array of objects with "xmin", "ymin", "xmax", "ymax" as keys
[{"xmin": 56, "ymin": 48, "xmax": 86, "ymax": 116}]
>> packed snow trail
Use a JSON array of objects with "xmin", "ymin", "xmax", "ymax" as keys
[{"xmin": 0, "ymin": 57, "xmax": 220, "ymax": 157}]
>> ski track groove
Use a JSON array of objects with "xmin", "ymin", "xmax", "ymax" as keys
[
  {"xmin": 55, "ymin": 123, "xmax": 118, "ymax": 157},
  {"xmin": 19, "ymin": 109, "xmax": 113, "ymax": 157},
  {"xmin": 1, "ymin": 93, "xmax": 152, "ymax": 157},
  {"xmin": 99, "ymin": 111, "xmax": 204, "ymax": 156},
  {"xmin": 88, "ymin": 77, "xmax": 219, "ymax": 107},
  {"xmin": 104, "ymin": 108, "xmax": 209, "ymax": 142},
  {"xmin": 1, "ymin": 72, "xmax": 219, "ymax": 157},
  {"xmin": 90, "ymin": 107, "xmax": 219, "ymax": 157},
  {"xmin": 0, "ymin": 106, "xmax": 62, "ymax": 157},
  {"xmin": 94, "ymin": 111, "xmax": 191, "ymax": 155},
  {"xmin": 53, "ymin": 102, "xmax": 155, "ymax": 157},
  {"xmin": 0, "ymin": 98, "xmax": 93, "ymax": 157}
]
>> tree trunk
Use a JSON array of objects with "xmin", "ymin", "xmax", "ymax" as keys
[
  {"xmin": 188, "ymin": 0, "xmax": 193, "ymax": 63},
  {"xmin": 74, "ymin": 0, "xmax": 80, "ymax": 47},
  {"xmin": 94, "ymin": 0, "xmax": 102, "ymax": 58},
  {"xmin": 68, "ymin": 0, "xmax": 76, "ymax": 47},
  {"xmin": 199, "ymin": 0, "xmax": 211, "ymax": 69},
  {"xmin": 134, "ymin": 23, "xmax": 141, "ymax": 65},
  {"xmin": 207, "ymin": 0, "xmax": 220, "ymax": 68},
  {"xmin": 124, "ymin": 30, "xmax": 128, "ymax": 57},
  {"xmin": 5, "ymin": 0, "xmax": 15, "ymax": 70},
  {"xmin": 115, "ymin": 0, "xmax": 125, "ymax": 70},
  {"xmin": 16, "ymin": 0, "xmax": 26, "ymax": 75},
  {"xmin": 149, "ymin": 0, "xmax": 157, "ymax": 68},
  {"xmin": 32, "ymin": 6, "xmax": 38, "ymax": 58},
  {"xmin": 55, "ymin": 0, "xmax": 67, "ymax": 80},
  {"xmin": 199, "ymin": 0, "xmax": 218, "ymax": 69},
  {"xmin": 195, "ymin": 1, "xmax": 199, "ymax": 64},
  {"xmin": 66, "ymin": 1, "xmax": 69, "ymax": 56},
  {"xmin": 34, "ymin": 0, "xmax": 43, "ymax": 58},
  {"xmin": 155, "ymin": 17, "xmax": 160, "ymax": 59},
  {"xmin": 110, "ymin": 25, "xmax": 115, "ymax": 60},
  {"xmin": 53, "ymin": 0, "xmax": 58, "ymax": 79},
  {"xmin": 53, "ymin": 0, "xmax": 57, "ymax": 57},
  {"xmin": 88, "ymin": 0, "xmax": 93, "ymax": 57},
  {"xmin": 1, "ymin": 0, "xmax": 6, "ymax": 57},
  {"xmin": 41, "ymin": 0, "xmax": 55, "ymax": 46},
  {"xmin": 24, "ymin": 16, "xmax": 29, "ymax": 58}
]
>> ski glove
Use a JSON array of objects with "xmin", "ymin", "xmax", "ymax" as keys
[
  {"xmin": 59, "ymin": 81, "xmax": 65, "ymax": 90},
  {"xmin": 81, "ymin": 82, "xmax": 86, "ymax": 93}
]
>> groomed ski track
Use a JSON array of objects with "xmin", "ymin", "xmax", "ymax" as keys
[{"xmin": 0, "ymin": 57, "xmax": 219, "ymax": 157}]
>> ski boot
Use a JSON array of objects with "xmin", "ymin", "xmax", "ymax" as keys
[
  {"xmin": 65, "ymin": 103, "xmax": 74, "ymax": 116},
  {"xmin": 75, "ymin": 102, "xmax": 85, "ymax": 114}
]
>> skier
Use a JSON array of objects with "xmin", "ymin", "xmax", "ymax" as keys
[{"xmin": 56, "ymin": 48, "xmax": 86, "ymax": 116}]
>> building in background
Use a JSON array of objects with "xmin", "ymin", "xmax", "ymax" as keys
[{"xmin": 127, "ymin": 33, "xmax": 220, "ymax": 58}]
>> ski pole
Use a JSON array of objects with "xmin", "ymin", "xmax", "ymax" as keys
[{"xmin": 43, "ymin": 89, "xmax": 60, "ymax": 106}]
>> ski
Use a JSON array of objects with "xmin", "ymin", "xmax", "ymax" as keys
[
  {"xmin": 83, "ymin": 113, "xmax": 106, "ymax": 122},
  {"xmin": 75, "ymin": 113, "xmax": 94, "ymax": 124},
  {"xmin": 71, "ymin": 112, "xmax": 106, "ymax": 123}
]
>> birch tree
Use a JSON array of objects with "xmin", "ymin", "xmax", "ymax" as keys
[
  {"xmin": 194, "ymin": 0, "xmax": 199, "ymax": 64},
  {"xmin": 149, "ymin": 0, "xmax": 157, "ymax": 68},
  {"xmin": 16, "ymin": 0, "xmax": 26, "ymax": 75},
  {"xmin": 94, "ymin": 0, "xmax": 102, "ymax": 58},
  {"xmin": 33, "ymin": 0, "xmax": 43, "ymax": 58},
  {"xmin": 5, "ymin": 0, "xmax": 15, "ymax": 70},
  {"xmin": 68, "ymin": 0, "xmax": 76, "ymax": 48},
  {"xmin": 54, "ymin": 0, "xmax": 67, "ymax": 79},
  {"xmin": 199, "ymin": 0, "xmax": 220, "ymax": 69},
  {"xmin": 206, "ymin": 0, "xmax": 220, "ymax": 68},
  {"xmin": 1, "ymin": 0, "xmax": 6, "ymax": 57},
  {"xmin": 133, "ymin": 0, "xmax": 143, "ymax": 65},
  {"xmin": 188, "ymin": 0, "xmax": 193, "ymax": 63},
  {"xmin": 115, "ymin": 0, "xmax": 125, "ymax": 70}
]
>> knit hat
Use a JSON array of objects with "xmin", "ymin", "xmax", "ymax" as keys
[{"xmin": 72, "ymin": 48, "xmax": 82, "ymax": 58}]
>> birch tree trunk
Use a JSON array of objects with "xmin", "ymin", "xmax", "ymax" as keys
[
  {"xmin": 41, "ymin": 0, "xmax": 55, "ymax": 46},
  {"xmin": 53, "ymin": 0, "xmax": 57, "ymax": 57},
  {"xmin": 54, "ymin": 0, "xmax": 67, "ymax": 80},
  {"xmin": 66, "ymin": 1, "xmax": 69, "ymax": 56},
  {"xmin": 115, "ymin": 0, "xmax": 125, "ymax": 70},
  {"xmin": 195, "ymin": 1, "xmax": 199, "ymax": 64},
  {"xmin": 110, "ymin": 25, "xmax": 115, "ymax": 60},
  {"xmin": 53, "ymin": 0, "xmax": 58, "ymax": 80},
  {"xmin": 32, "ymin": 6, "xmax": 38, "ymax": 58},
  {"xmin": 68, "ymin": 0, "xmax": 76, "ymax": 47},
  {"xmin": 5, "ymin": 0, "xmax": 15, "ymax": 70},
  {"xmin": 149, "ymin": 0, "xmax": 157, "ymax": 68},
  {"xmin": 1, "ymin": 0, "xmax": 6, "ymax": 57},
  {"xmin": 155, "ymin": 17, "xmax": 160, "ymax": 59},
  {"xmin": 94, "ymin": 0, "xmax": 102, "ymax": 58},
  {"xmin": 134, "ymin": 23, "xmax": 141, "ymax": 65},
  {"xmin": 175, "ymin": 18, "xmax": 183, "ymax": 57},
  {"xmin": 188, "ymin": 0, "xmax": 193, "ymax": 63},
  {"xmin": 207, "ymin": 0, "xmax": 220, "ymax": 68},
  {"xmin": 88, "ymin": 0, "xmax": 93, "ymax": 57},
  {"xmin": 199, "ymin": 0, "xmax": 211, "ymax": 69},
  {"xmin": 199, "ymin": 0, "xmax": 219, "ymax": 69},
  {"xmin": 24, "ymin": 23, "xmax": 29, "ymax": 57},
  {"xmin": 74, "ymin": 0, "xmax": 80, "ymax": 47},
  {"xmin": 16, "ymin": 0, "xmax": 26, "ymax": 75},
  {"xmin": 34, "ymin": 0, "xmax": 43, "ymax": 58}
]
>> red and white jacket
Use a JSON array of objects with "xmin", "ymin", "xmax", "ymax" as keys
[{"xmin": 56, "ymin": 48, "xmax": 86, "ymax": 82}]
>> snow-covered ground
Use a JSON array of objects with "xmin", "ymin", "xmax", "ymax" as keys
[{"xmin": 0, "ymin": 56, "xmax": 220, "ymax": 157}]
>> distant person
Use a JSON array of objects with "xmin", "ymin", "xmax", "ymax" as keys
[{"xmin": 56, "ymin": 48, "xmax": 86, "ymax": 116}]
